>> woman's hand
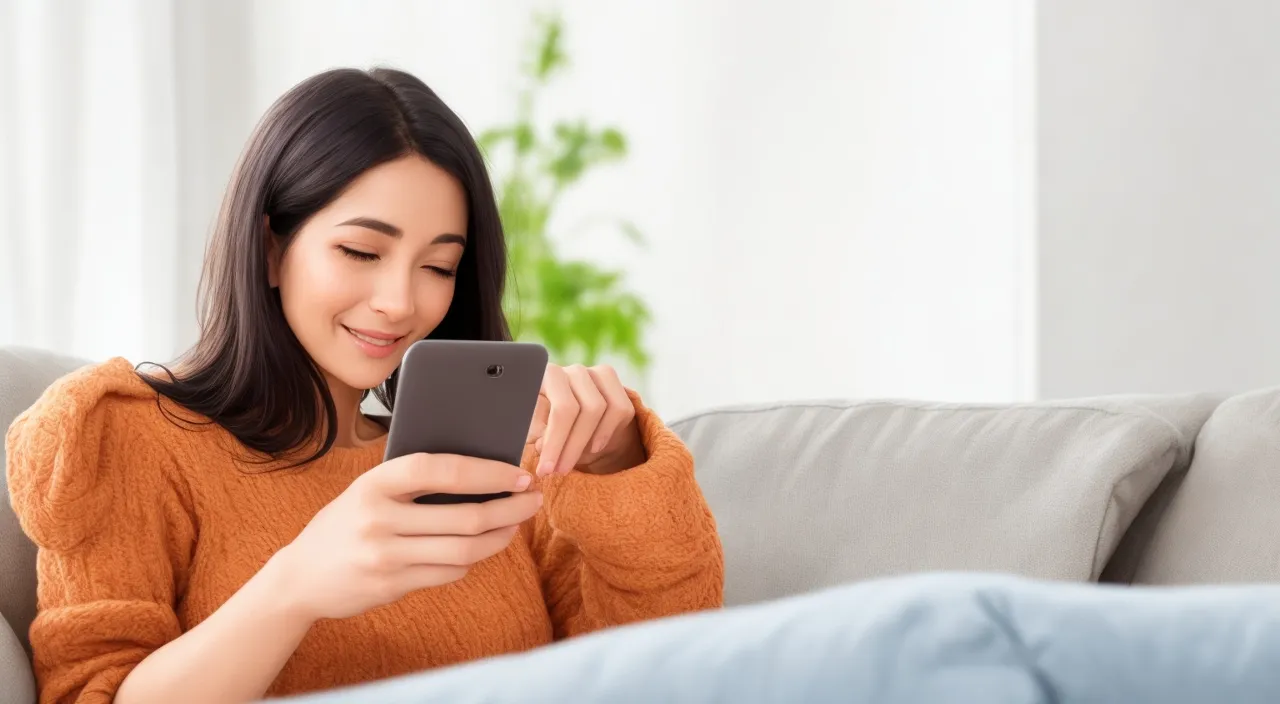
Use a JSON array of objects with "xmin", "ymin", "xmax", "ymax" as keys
[
  {"xmin": 526, "ymin": 363, "xmax": 647, "ymax": 477},
  {"xmin": 273, "ymin": 453, "xmax": 543, "ymax": 622}
]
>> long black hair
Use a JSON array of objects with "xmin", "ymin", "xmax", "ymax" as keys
[{"xmin": 141, "ymin": 67, "xmax": 510, "ymax": 465}]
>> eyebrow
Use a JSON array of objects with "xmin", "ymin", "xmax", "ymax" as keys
[{"xmin": 337, "ymin": 217, "xmax": 465, "ymax": 246}]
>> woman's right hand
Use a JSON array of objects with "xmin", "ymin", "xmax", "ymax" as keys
[{"xmin": 272, "ymin": 453, "xmax": 541, "ymax": 622}]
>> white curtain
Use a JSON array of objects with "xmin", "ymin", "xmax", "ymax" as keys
[{"xmin": 0, "ymin": 0, "xmax": 254, "ymax": 365}]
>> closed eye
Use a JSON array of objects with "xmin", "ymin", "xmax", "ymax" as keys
[
  {"xmin": 338, "ymin": 245, "xmax": 378, "ymax": 262},
  {"xmin": 340, "ymin": 245, "xmax": 455, "ymax": 279}
]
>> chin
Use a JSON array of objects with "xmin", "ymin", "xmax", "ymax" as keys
[
  {"xmin": 320, "ymin": 350, "xmax": 400, "ymax": 392},
  {"xmin": 346, "ymin": 363, "xmax": 402, "ymax": 392}
]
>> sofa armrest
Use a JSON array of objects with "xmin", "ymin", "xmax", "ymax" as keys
[{"xmin": 0, "ymin": 613, "xmax": 35, "ymax": 704}]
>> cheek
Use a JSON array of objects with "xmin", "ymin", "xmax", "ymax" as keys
[
  {"xmin": 417, "ymin": 277, "xmax": 456, "ymax": 326},
  {"xmin": 278, "ymin": 247, "xmax": 364, "ymax": 329}
]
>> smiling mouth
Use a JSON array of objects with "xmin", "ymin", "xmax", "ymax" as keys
[{"xmin": 343, "ymin": 326, "xmax": 405, "ymax": 347}]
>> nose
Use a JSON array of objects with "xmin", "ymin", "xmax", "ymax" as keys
[{"xmin": 368, "ymin": 269, "xmax": 416, "ymax": 322}]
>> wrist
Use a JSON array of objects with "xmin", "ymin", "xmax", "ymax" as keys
[
  {"xmin": 256, "ymin": 548, "xmax": 320, "ymax": 631},
  {"xmin": 580, "ymin": 425, "xmax": 647, "ymax": 475}
]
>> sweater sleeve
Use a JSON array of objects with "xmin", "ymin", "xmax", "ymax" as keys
[
  {"xmin": 522, "ymin": 389, "xmax": 724, "ymax": 639},
  {"xmin": 4, "ymin": 363, "xmax": 195, "ymax": 704}
]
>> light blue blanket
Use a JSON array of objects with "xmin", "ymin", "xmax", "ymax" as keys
[{"xmin": 280, "ymin": 572, "xmax": 1280, "ymax": 704}]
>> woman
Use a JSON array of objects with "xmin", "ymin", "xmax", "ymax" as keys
[{"xmin": 5, "ymin": 67, "xmax": 723, "ymax": 704}]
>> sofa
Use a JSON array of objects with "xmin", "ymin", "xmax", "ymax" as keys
[{"xmin": 3, "ymin": 345, "xmax": 1279, "ymax": 702}]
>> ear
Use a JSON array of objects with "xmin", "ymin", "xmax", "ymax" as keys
[{"xmin": 263, "ymin": 215, "xmax": 281, "ymax": 288}]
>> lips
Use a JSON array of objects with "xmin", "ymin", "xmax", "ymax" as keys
[
  {"xmin": 344, "ymin": 326, "xmax": 403, "ymax": 346},
  {"xmin": 342, "ymin": 325, "xmax": 408, "ymax": 359}
]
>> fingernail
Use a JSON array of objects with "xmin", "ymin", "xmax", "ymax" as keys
[
  {"xmin": 515, "ymin": 474, "xmax": 532, "ymax": 490},
  {"xmin": 591, "ymin": 438, "xmax": 605, "ymax": 454},
  {"xmin": 536, "ymin": 461, "xmax": 550, "ymax": 477}
]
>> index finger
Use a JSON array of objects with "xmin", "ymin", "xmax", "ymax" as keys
[
  {"xmin": 369, "ymin": 453, "xmax": 532, "ymax": 500},
  {"xmin": 536, "ymin": 366, "xmax": 578, "ymax": 476}
]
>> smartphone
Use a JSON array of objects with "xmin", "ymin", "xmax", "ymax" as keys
[{"xmin": 383, "ymin": 339, "xmax": 548, "ymax": 504}]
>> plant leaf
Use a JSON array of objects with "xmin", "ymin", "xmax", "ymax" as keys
[
  {"xmin": 487, "ymin": 12, "xmax": 651, "ymax": 372},
  {"xmin": 600, "ymin": 128, "xmax": 627, "ymax": 156},
  {"xmin": 513, "ymin": 123, "xmax": 536, "ymax": 155},
  {"xmin": 532, "ymin": 14, "xmax": 568, "ymax": 82},
  {"xmin": 616, "ymin": 219, "xmax": 646, "ymax": 246},
  {"xmin": 477, "ymin": 128, "xmax": 510, "ymax": 155}
]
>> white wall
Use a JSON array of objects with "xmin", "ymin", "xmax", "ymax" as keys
[
  {"xmin": 248, "ymin": 0, "xmax": 1035, "ymax": 417},
  {"xmin": 1038, "ymin": 0, "xmax": 1280, "ymax": 398}
]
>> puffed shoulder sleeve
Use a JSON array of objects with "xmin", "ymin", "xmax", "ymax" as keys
[{"xmin": 5, "ymin": 359, "xmax": 195, "ymax": 703}]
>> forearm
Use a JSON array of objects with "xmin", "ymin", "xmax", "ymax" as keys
[
  {"xmin": 530, "ymin": 390, "xmax": 725, "ymax": 636},
  {"xmin": 114, "ymin": 554, "xmax": 314, "ymax": 704},
  {"xmin": 539, "ymin": 459, "xmax": 724, "ymax": 636},
  {"xmin": 564, "ymin": 535, "xmax": 723, "ymax": 633}
]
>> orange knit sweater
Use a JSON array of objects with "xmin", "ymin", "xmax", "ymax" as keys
[{"xmin": 5, "ymin": 358, "xmax": 724, "ymax": 702}]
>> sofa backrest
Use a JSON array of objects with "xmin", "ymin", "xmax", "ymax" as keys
[
  {"xmin": 0, "ymin": 615, "xmax": 33, "ymax": 704},
  {"xmin": 1094, "ymin": 394, "xmax": 1232, "ymax": 584},
  {"xmin": 671, "ymin": 392, "xmax": 1223, "ymax": 607},
  {"xmin": 1132, "ymin": 386, "xmax": 1280, "ymax": 584},
  {"xmin": 3, "ymin": 344, "xmax": 1275, "ymax": 638},
  {"xmin": 0, "ymin": 347, "xmax": 90, "ymax": 656}
]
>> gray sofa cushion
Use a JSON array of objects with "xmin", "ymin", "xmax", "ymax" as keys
[
  {"xmin": 0, "ymin": 614, "xmax": 34, "ymax": 704},
  {"xmin": 1097, "ymin": 393, "xmax": 1226, "ymax": 583},
  {"xmin": 672, "ymin": 395, "xmax": 1212, "ymax": 607},
  {"xmin": 1134, "ymin": 387, "xmax": 1280, "ymax": 584},
  {"xmin": 0, "ymin": 347, "xmax": 90, "ymax": 656}
]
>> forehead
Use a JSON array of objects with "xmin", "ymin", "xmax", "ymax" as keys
[{"xmin": 322, "ymin": 155, "xmax": 468, "ymax": 234}]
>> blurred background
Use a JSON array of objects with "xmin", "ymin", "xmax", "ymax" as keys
[{"xmin": 1, "ymin": 1, "xmax": 1277, "ymax": 419}]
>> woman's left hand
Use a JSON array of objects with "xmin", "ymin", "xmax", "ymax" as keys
[{"xmin": 527, "ymin": 364, "xmax": 646, "ymax": 477}]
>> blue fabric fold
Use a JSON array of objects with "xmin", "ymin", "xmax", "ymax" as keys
[{"xmin": 280, "ymin": 572, "xmax": 1280, "ymax": 704}]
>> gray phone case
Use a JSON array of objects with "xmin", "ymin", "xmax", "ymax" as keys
[{"xmin": 383, "ymin": 339, "xmax": 548, "ymax": 504}]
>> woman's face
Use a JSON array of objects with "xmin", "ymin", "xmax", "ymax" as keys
[{"xmin": 270, "ymin": 155, "xmax": 467, "ymax": 394}]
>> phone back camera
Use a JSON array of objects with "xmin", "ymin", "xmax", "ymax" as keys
[{"xmin": 486, "ymin": 364, "xmax": 504, "ymax": 378}]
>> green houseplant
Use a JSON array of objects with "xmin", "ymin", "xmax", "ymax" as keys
[{"xmin": 478, "ymin": 13, "xmax": 651, "ymax": 373}]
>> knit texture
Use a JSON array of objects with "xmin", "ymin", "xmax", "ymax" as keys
[{"xmin": 5, "ymin": 358, "xmax": 724, "ymax": 702}]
